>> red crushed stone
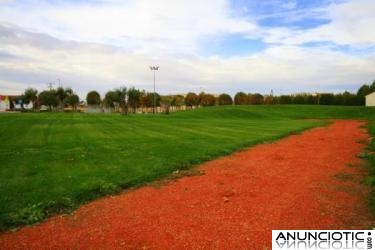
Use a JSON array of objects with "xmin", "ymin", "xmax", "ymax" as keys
[{"xmin": 0, "ymin": 120, "xmax": 373, "ymax": 249}]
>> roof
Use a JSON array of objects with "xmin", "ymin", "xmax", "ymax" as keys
[{"xmin": 0, "ymin": 95, "xmax": 21, "ymax": 100}]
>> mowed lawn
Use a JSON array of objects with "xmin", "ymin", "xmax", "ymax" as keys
[{"xmin": 0, "ymin": 105, "xmax": 374, "ymax": 230}]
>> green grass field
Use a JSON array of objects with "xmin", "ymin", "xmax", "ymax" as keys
[{"xmin": 1, "ymin": 105, "xmax": 375, "ymax": 231}]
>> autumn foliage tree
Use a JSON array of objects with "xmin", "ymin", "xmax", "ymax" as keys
[
  {"xmin": 249, "ymin": 93, "xmax": 264, "ymax": 105},
  {"xmin": 234, "ymin": 92, "xmax": 249, "ymax": 105},
  {"xmin": 199, "ymin": 93, "xmax": 216, "ymax": 106},
  {"xmin": 185, "ymin": 92, "xmax": 199, "ymax": 108},
  {"xmin": 140, "ymin": 91, "xmax": 152, "ymax": 108}
]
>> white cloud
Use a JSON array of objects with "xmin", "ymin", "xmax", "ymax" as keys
[
  {"xmin": 0, "ymin": 0, "xmax": 256, "ymax": 55},
  {"xmin": 263, "ymin": 0, "xmax": 375, "ymax": 47},
  {"xmin": 1, "ymin": 24, "xmax": 373, "ymax": 98},
  {"xmin": 0, "ymin": 0, "xmax": 374, "ymax": 97}
]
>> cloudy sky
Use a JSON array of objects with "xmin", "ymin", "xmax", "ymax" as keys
[{"xmin": 0, "ymin": 0, "xmax": 374, "ymax": 98}]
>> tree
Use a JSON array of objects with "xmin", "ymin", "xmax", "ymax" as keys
[
  {"xmin": 173, "ymin": 95, "xmax": 185, "ymax": 109},
  {"xmin": 127, "ymin": 87, "xmax": 141, "ymax": 113},
  {"xmin": 218, "ymin": 93, "xmax": 233, "ymax": 105},
  {"xmin": 38, "ymin": 90, "xmax": 58, "ymax": 110},
  {"xmin": 9, "ymin": 98, "xmax": 14, "ymax": 111},
  {"xmin": 56, "ymin": 87, "xmax": 66, "ymax": 105},
  {"xmin": 249, "ymin": 93, "xmax": 264, "ymax": 105},
  {"xmin": 140, "ymin": 91, "xmax": 152, "ymax": 109},
  {"xmin": 86, "ymin": 91, "xmax": 101, "ymax": 105},
  {"xmin": 357, "ymin": 81, "xmax": 375, "ymax": 105},
  {"xmin": 319, "ymin": 93, "xmax": 335, "ymax": 105},
  {"xmin": 22, "ymin": 88, "xmax": 38, "ymax": 110},
  {"xmin": 234, "ymin": 92, "xmax": 248, "ymax": 105},
  {"xmin": 64, "ymin": 94, "xmax": 80, "ymax": 111},
  {"xmin": 55, "ymin": 87, "xmax": 73, "ymax": 110},
  {"xmin": 160, "ymin": 96, "xmax": 173, "ymax": 114},
  {"xmin": 185, "ymin": 92, "xmax": 199, "ymax": 108},
  {"xmin": 263, "ymin": 95, "xmax": 274, "ymax": 105},
  {"xmin": 304, "ymin": 94, "xmax": 316, "ymax": 105},
  {"xmin": 338, "ymin": 91, "xmax": 360, "ymax": 106},
  {"xmin": 104, "ymin": 90, "xmax": 121, "ymax": 108},
  {"xmin": 200, "ymin": 93, "xmax": 216, "ymax": 106},
  {"xmin": 198, "ymin": 92, "xmax": 205, "ymax": 106},
  {"xmin": 279, "ymin": 95, "xmax": 292, "ymax": 104},
  {"xmin": 292, "ymin": 95, "xmax": 305, "ymax": 104},
  {"xmin": 114, "ymin": 87, "xmax": 127, "ymax": 115},
  {"xmin": 150, "ymin": 92, "xmax": 160, "ymax": 111}
]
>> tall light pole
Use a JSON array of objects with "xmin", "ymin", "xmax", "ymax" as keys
[{"xmin": 149, "ymin": 65, "xmax": 159, "ymax": 114}]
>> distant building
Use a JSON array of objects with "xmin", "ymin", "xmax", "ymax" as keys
[
  {"xmin": 0, "ymin": 95, "xmax": 10, "ymax": 111},
  {"xmin": 366, "ymin": 92, "xmax": 375, "ymax": 106},
  {"xmin": 0, "ymin": 95, "xmax": 33, "ymax": 111}
]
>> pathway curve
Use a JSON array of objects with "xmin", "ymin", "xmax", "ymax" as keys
[{"xmin": 0, "ymin": 120, "xmax": 373, "ymax": 249}]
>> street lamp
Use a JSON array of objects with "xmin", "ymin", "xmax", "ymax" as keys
[
  {"xmin": 149, "ymin": 65, "xmax": 159, "ymax": 114},
  {"xmin": 124, "ymin": 93, "xmax": 128, "ymax": 115}
]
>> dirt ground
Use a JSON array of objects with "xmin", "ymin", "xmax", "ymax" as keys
[{"xmin": 0, "ymin": 120, "xmax": 373, "ymax": 249}]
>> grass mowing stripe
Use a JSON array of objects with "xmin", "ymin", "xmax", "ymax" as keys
[{"xmin": 1, "ymin": 105, "xmax": 375, "ymax": 231}]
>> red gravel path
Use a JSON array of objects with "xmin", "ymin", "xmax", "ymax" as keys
[{"xmin": 0, "ymin": 120, "xmax": 373, "ymax": 249}]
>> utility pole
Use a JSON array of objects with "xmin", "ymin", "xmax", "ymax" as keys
[{"xmin": 47, "ymin": 82, "xmax": 55, "ymax": 90}]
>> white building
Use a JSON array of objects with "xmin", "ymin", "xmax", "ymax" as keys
[{"xmin": 366, "ymin": 92, "xmax": 375, "ymax": 107}]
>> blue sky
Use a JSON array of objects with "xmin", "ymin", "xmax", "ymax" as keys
[{"xmin": 0, "ymin": 0, "xmax": 374, "ymax": 98}]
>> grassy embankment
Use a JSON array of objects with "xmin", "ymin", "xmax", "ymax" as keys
[{"xmin": 0, "ymin": 105, "xmax": 374, "ymax": 231}]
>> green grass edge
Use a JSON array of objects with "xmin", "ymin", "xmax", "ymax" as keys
[{"xmin": 2, "ymin": 105, "xmax": 375, "ymax": 232}]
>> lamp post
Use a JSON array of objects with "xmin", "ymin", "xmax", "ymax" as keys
[
  {"xmin": 124, "ymin": 93, "xmax": 128, "ymax": 115},
  {"xmin": 149, "ymin": 65, "xmax": 159, "ymax": 114}
]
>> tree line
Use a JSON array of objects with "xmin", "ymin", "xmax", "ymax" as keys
[
  {"xmin": 10, "ymin": 80, "xmax": 375, "ymax": 112},
  {"xmin": 12, "ymin": 87, "xmax": 80, "ymax": 111}
]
